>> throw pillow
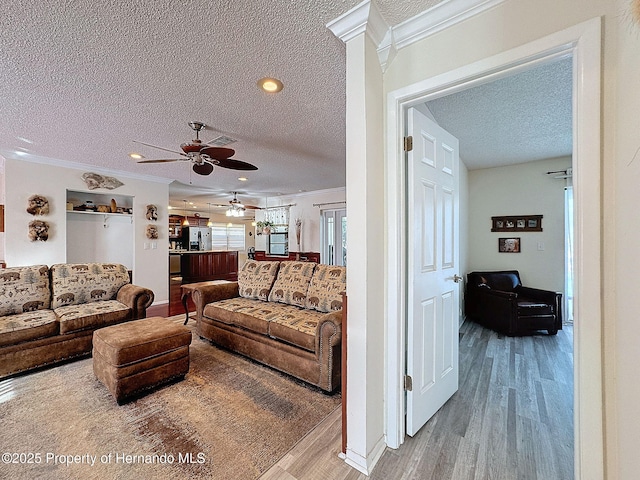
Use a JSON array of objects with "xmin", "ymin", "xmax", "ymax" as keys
[
  {"xmin": 305, "ymin": 264, "xmax": 346, "ymax": 313},
  {"xmin": 237, "ymin": 260, "xmax": 280, "ymax": 301},
  {"xmin": 50, "ymin": 263, "xmax": 130, "ymax": 309},
  {"xmin": 268, "ymin": 261, "xmax": 316, "ymax": 307},
  {"xmin": 0, "ymin": 265, "xmax": 50, "ymax": 316}
]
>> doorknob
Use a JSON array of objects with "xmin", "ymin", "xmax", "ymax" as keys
[{"xmin": 453, "ymin": 274, "xmax": 463, "ymax": 283}]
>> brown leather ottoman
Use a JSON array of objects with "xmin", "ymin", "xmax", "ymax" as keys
[{"xmin": 92, "ymin": 317, "xmax": 192, "ymax": 403}]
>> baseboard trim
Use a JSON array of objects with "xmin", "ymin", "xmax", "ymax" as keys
[{"xmin": 344, "ymin": 435, "xmax": 386, "ymax": 475}]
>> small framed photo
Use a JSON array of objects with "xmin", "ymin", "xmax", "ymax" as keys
[
  {"xmin": 517, "ymin": 219, "xmax": 526, "ymax": 228},
  {"xmin": 499, "ymin": 237, "xmax": 521, "ymax": 253},
  {"xmin": 527, "ymin": 218, "xmax": 538, "ymax": 228}
]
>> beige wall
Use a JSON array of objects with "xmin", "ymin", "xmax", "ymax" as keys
[
  {"xmin": 5, "ymin": 159, "xmax": 170, "ymax": 304},
  {"xmin": 370, "ymin": 0, "xmax": 630, "ymax": 477},
  {"xmin": 338, "ymin": 0, "xmax": 640, "ymax": 479},
  {"xmin": 611, "ymin": 1, "xmax": 640, "ymax": 478},
  {"xmin": 467, "ymin": 157, "xmax": 570, "ymax": 292}
]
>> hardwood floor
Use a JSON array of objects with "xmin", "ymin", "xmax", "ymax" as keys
[
  {"xmin": 261, "ymin": 320, "xmax": 574, "ymax": 480},
  {"xmin": 146, "ymin": 275, "xmax": 195, "ymax": 319}
]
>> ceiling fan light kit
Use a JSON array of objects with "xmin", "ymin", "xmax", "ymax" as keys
[
  {"xmin": 226, "ymin": 191, "xmax": 246, "ymax": 217},
  {"xmin": 134, "ymin": 122, "xmax": 258, "ymax": 176}
]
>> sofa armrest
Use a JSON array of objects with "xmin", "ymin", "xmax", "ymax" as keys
[
  {"xmin": 116, "ymin": 284, "xmax": 155, "ymax": 319},
  {"xmin": 316, "ymin": 310, "xmax": 342, "ymax": 391},
  {"xmin": 315, "ymin": 310, "xmax": 342, "ymax": 350},
  {"xmin": 192, "ymin": 282, "xmax": 240, "ymax": 323},
  {"xmin": 518, "ymin": 286, "xmax": 560, "ymax": 304}
]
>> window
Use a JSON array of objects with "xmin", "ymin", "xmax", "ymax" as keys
[
  {"xmin": 211, "ymin": 223, "xmax": 245, "ymax": 250},
  {"xmin": 267, "ymin": 225, "xmax": 288, "ymax": 256}
]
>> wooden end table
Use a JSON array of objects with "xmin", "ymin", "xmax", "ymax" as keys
[{"xmin": 180, "ymin": 280, "xmax": 230, "ymax": 325}]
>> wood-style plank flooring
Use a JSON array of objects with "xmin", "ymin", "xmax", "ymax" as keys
[{"xmin": 261, "ymin": 320, "xmax": 574, "ymax": 480}]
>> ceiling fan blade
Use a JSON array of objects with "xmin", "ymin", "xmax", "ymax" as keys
[
  {"xmin": 213, "ymin": 158, "xmax": 258, "ymax": 171},
  {"xmin": 193, "ymin": 162, "xmax": 214, "ymax": 176},
  {"xmin": 244, "ymin": 205, "xmax": 262, "ymax": 210},
  {"xmin": 133, "ymin": 140, "xmax": 187, "ymax": 156},
  {"xmin": 137, "ymin": 158, "xmax": 185, "ymax": 163},
  {"xmin": 200, "ymin": 146, "xmax": 235, "ymax": 160}
]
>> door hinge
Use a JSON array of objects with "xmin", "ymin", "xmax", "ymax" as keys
[
  {"xmin": 404, "ymin": 375, "xmax": 413, "ymax": 391},
  {"xmin": 403, "ymin": 136, "xmax": 413, "ymax": 152}
]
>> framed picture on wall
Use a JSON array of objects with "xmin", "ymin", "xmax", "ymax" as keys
[
  {"xmin": 492, "ymin": 215, "xmax": 542, "ymax": 232},
  {"xmin": 499, "ymin": 237, "xmax": 521, "ymax": 253}
]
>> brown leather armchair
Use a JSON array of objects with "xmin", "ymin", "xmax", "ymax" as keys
[{"xmin": 465, "ymin": 270, "xmax": 562, "ymax": 336}]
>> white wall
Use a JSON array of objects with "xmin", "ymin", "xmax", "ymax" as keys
[
  {"xmin": 459, "ymin": 159, "xmax": 469, "ymax": 324},
  {"xmin": 254, "ymin": 187, "xmax": 346, "ymax": 258},
  {"xmin": 467, "ymin": 157, "xmax": 570, "ymax": 292},
  {"xmin": 67, "ymin": 213, "xmax": 134, "ymax": 267},
  {"xmin": 5, "ymin": 158, "xmax": 170, "ymax": 304}
]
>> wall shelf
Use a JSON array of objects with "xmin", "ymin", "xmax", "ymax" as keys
[
  {"xmin": 67, "ymin": 210, "xmax": 131, "ymax": 217},
  {"xmin": 66, "ymin": 190, "xmax": 133, "ymax": 215}
]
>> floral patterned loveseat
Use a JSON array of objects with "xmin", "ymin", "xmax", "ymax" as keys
[
  {"xmin": 193, "ymin": 260, "xmax": 344, "ymax": 392},
  {"xmin": 0, "ymin": 263, "xmax": 154, "ymax": 378}
]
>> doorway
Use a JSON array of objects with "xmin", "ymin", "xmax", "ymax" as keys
[
  {"xmin": 384, "ymin": 18, "xmax": 602, "ymax": 478},
  {"xmin": 321, "ymin": 208, "xmax": 347, "ymax": 266}
]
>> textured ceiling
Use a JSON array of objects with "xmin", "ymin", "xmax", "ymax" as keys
[
  {"xmin": 0, "ymin": 1, "xmax": 571, "ymax": 211},
  {"xmin": 425, "ymin": 56, "xmax": 573, "ymax": 170}
]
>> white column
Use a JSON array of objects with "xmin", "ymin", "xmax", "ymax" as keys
[{"xmin": 328, "ymin": 1, "xmax": 388, "ymax": 474}]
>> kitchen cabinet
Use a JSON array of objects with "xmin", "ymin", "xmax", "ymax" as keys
[
  {"xmin": 179, "ymin": 251, "xmax": 238, "ymax": 283},
  {"xmin": 169, "ymin": 215, "xmax": 209, "ymax": 239},
  {"xmin": 169, "ymin": 215, "xmax": 183, "ymax": 239}
]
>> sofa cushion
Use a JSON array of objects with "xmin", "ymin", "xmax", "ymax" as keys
[
  {"xmin": 305, "ymin": 265, "xmax": 346, "ymax": 313},
  {"xmin": 50, "ymin": 263, "xmax": 130, "ymax": 309},
  {"xmin": 237, "ymin": 260, "xmax": 280, "ymax": 301},
  {"xmin": 203, "ymin": 297, "xmax": 326, "ymax": 351},
  {"xmin": 268, "ymin": 308, "xmax": 328, "ymax": 352},
  {"xmin": 55, "ymin": 300, "xmax": 131, "ymax": 334},
  {"xmin": 0, "ymin": 310, "xmax": 58, "ymax": 347},
  {"xmin": 203, "ymin": 297, "xmax": 275, "ymax": 335},
  {"xmin": 0, "ymin": 265, "xmax": 50, "ymax": 317},
  {"xmin": 268, "ymin": 261, "xmax": 316, "ymax": 307}
]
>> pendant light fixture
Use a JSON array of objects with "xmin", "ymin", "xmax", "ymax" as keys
[
  {"xmin": 182, "ymin": 200, "xmax": 190, "ymax": 226},
  {"xmin": 207, "ymin": 203, "xmax": 213, "ymax": 227}
]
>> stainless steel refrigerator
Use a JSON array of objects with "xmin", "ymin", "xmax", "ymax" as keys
[{"xmin": 183, "ymin": 226, "xmax": 212, "ymax": 251}]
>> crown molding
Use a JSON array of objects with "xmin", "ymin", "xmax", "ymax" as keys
[
  {"xmin": 328, "ymin": 0, "xmax": 507, "ymax": 70},
  {"xmin": 392, "ymin": 0, "xmax": 507, "ymax": 50},
  {"xmin": 326, "ymin": 0, "xmax": 389, "ymax": 48},
  {"xmin": 0, "ymin": 150, "xmax": 172, "ymax": 185}
]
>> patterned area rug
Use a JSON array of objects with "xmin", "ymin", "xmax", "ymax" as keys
[{"xmin": 0, "ymin": 315, "xmax": 340, "ymax": 479}]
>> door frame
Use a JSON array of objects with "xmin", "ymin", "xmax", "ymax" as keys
[{"xmin": 384, "ymin": 17, "xmax": 602, "ymax": 478}]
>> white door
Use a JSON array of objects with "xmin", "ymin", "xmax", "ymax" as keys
[{"xmin": 406, "ymin": 107, "xmax": 460, "ymax": 436}]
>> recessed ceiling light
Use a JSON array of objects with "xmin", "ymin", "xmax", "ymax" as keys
[
  {"xmin": 238, "ymin": 177, "xmax": 247, "ymax": 181},
  {"xmin": 258, "ymin": 77, "xmax": 284, "ymax": 93},
  {"xmin": 129, "ymin": 153, "xmax": 144, "ymax": 159}
]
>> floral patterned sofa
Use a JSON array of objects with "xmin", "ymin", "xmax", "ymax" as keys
[
  {"xmin": 193, "ymin": 260, "xmax": 345, "ymax": 392},
  {"xmin": 0, "ymin": 263, "xmax": 154, "ymax": 378}
]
